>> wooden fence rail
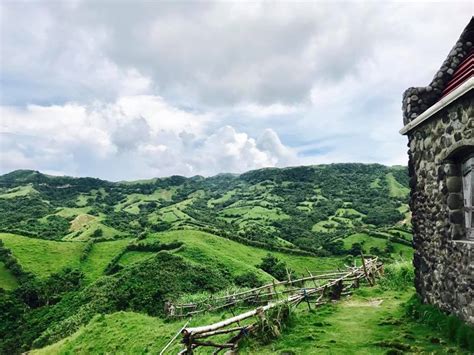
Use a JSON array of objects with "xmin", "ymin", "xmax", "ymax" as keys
[
  {"xmin": 163, "ymin": 256, "xmax": 383, "ymax": 354},
  {"xmin": 166, "ymin": 263, "xmax": 376, "ymax": 319}
]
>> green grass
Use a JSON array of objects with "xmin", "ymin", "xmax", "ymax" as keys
[
  {"xmin": 114, "ymin": 188, "xmax": 176, "ymax": 213},
  {"xmin": 343, "ymin": 233, "xmax": 413, "ymax": 260},
  {"xmin": 75, "ymin": 194, "xmax": 89, "ymax": 207},
  {"xmin": 152, "ymin": 230, "xmax": 343, "ymax": 280},
  {"xmin": 64, "ymin": 217, "xmax": 125, "ymax": 241},
  {"xmin": 55, "ymin": 207, "xmax": 92, "ymax": 218},
  {"xmin": 32, "ymin": 263, "xmax": 468, "ymax": 355},
  {"xmin": 218, "ymin": 205, "xmax": 289, "ymax": 227},
  {"xmin": 207, "ymin": 189, "xmax": 237, "ymax": 207},
  {"xmin": 119, "ymin": 251, "xmax": 155, "ymax": 266},
  {"xmin": 244, "ymin": 286, "xmax": 467, "ymax": 354},
  {"xmin": 80, "ymin": 239, "xmax": 130, "ymax": 282},
  {"xmin": 31, "ymin": 306, "xmax": 257, "ymax": 354},
  {"xmin": 30, "ymin": 312, "xmax": 176, "ymax": 354},
  {"xmin": 370, "ymin": 177, "xmax": 381, "ymax": 188},
  {"xmin": 0, "ymin": 261, "xmax": 18, "ymax": 290},
  {"xmin": 0, "ymin": 184, "xmax": 38, "ymax": 198},
  {"xmin": 335, "ymin": 208, "xmax": 364, "ymax": 218},
  {"xmin": 0, "ymin": 233, "xmax": 84, "ymax": 278},
  {"xmin": 312, "ymin": 219, "xmax": 339, "ymax": 232},
  {"xmin": 386, "ymin": 173, "xmax": 410, "ymax": 198}
]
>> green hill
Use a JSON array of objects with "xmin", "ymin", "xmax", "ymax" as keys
[{"xmin": 0, "ymin": 164, "xmax": 423, "ymax": 354}]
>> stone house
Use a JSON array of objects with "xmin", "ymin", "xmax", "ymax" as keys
[{"xmin": 400, "ymin": 18, "xmax": 473, "ymax": 324}]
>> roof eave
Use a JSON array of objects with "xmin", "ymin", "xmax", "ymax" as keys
[{"xmin": 400, "ymin": 76, "xmax": 474, "ymax": 135}]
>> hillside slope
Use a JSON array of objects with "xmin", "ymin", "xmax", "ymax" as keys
[{"xmin": 0, "ymin": 164, "xmax": 418, "ymax": 354}]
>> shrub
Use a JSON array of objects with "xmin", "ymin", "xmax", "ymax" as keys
[
  {"xmin": 80, "ymin": 240, "xmax": 94, "ymax": 261},
  {"xmin": 257, "ymin": 254, "xmax": 294, "ymax": 281},
  {"xmin": 91, "ymin": 228, "xmax": 103, "ymax": 238},
  {"xmin": 379, "ymin": 261, "xmax": 413, "ymax": 290},
  {"xmin": 234, "ymin": 272, "xmax": 264, "ymax": 288}
]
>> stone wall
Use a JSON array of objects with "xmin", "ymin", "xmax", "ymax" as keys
[
  {"xmin": 402, "ymin": 18, "xmax": 473, "ymax": 125},
  {"xmin": 407, "ymin": 89, "xmax": 473, "ymax": 324}
]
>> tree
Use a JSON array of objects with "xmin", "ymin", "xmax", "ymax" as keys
[
  {"xmin": 257, "ymin": 254, "xmax": 293, "ymax": 281},
  {"xmin": 91, "ymin": 228, "xmax": 103, "ymax": 238},
  {"xmin": 234, "ymin": 272, "xmax": 263, "ymax": 288},
  {"xmin": 348, "ymin": 242, "xmax": 364, "ymax": 256}
]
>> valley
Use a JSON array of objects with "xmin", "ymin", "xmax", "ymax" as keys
[{"xmin": 0, "ymin": 164, "xmax": 471, "ymax": 353}]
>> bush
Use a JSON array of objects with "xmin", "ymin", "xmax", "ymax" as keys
[
  {"xmin": 257, "ymin": 254, "xmax": 294, "ymax": 281},
  {"xmin": 80, "ymin": 240, "xmax": 94, "ymax": 261},
  {"xmin": 379, "ymin": 261, "xmax": 413, "ymax": 290},
  {"xmin": 234, "ymin": 272, "xmax": 264, "ymax": 288},
  {"xmin": 91, "ymin": 228, "xmax": 103, "ymax": 238}
]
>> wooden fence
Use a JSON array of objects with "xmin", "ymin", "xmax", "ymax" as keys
[{"xmin": 161, "ymin": 255, "xmax": 383, "ymax": 354}]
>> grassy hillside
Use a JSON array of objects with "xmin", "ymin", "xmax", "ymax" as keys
[
  {"xmin": 0, "ymin": 233, "xmax": 84, "ymax": 278},
  {"xmin": 0, "ymin": 164, "xmax": 411, "ymax": 255},
  {"xmin": 31, "ymin": 264, "xmax": 472, "ymax": 354},
  {"xmin": 0, "ymin": 261, "xmax": 17, "ymax": 290},
  {"xmin": 151, "ymin": 230, "xmax": 343, "ymax": 278},
  {"xmin": 0, "ymin": 164, "xmax": 419, "ymax": 354}
]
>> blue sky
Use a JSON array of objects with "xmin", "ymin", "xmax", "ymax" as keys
[{"xmin": 0, "ymin": 1, "xmax": 472, "ymax": 180}]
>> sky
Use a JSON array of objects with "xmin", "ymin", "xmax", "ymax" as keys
[{"xmin": 0, "ymin": 1, "xmax": 472, "ymax": 181}]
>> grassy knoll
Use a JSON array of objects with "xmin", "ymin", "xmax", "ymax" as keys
[
  {"xmin": 0, "ymin": 261, "xmax": 17, "ymax": 290},
  {"xmin": 31, "ymin": 312, "xmax": 175, "ymax": 354},
  {"xmin": 386, "ymin": 173, "xmax": 410, "ymax": 198},
  {"xmin": 0, "ymin": 233, "xmax": 84, "ymax": 278},
  {"xmin": 0, "ymin": 184, "xmax": 38, "ymax": 199},
  {"xmin": 207, "ymin": 189, "xmax": 237, "ymax": 207},
  {"xmin": 343, "ymin": 233, "xmax": 414, "ymax": 260},
  {"xmin": 80, "ymin": 239, "xmax": 130, "ymax": 282},
  {"xmin": 64, "ymin": 216, "xmax": 125, "ymax": 241},
  {"xmin": 55, "ymin": 207, "xmax": 91, "ymax": 219},
  {"xmin": 154, "ymin": 230, "xmax": 344, "ymax": 279},
  {"xmin": 32, "ymin": 307, "xmax": 256, "ymax": 354},
  {"xmin": 119, "ymin": 250, "xmax": 155, "ymax": 266},
  {"xmin": 114, "ymin": 188, "xmax": 176, "ymax": 213}
]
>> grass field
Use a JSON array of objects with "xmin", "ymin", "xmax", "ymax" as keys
[
  {"xmin": 343, "ymin": 233, "xmax": 413, "ymax": 260},
  {"xmin": 80, "ymin": 239, "xmax": 130, "ymax": 282},
  {"xmin": 245, "ymin": 286, "xmax": 464, "ymax": 354},
  {"xmin": 32, "ymin": 268, "xmax": 469, "ymax": 355},
  {"xmin": 0, "ymin": 184, "xmax": 38, "ymax": 198},
  {"xmin": 153, "ymin": 230, "xmax": 344, "ymax": 280},
  {"xmin": 31, "ymin": 307, "xmax": 253, "ymax": 354},
  {"xmin": 119, "ymin": 250, "xmax": 155, "ymax": 266},
  {"xmin": 0, "ymin": 261, "xmax": 18, "ymax": 290},
  {"xmin": 64, "ymin": 216, "xmax": 125, "ymax": 241},
  {"xmin": 386, "ymin": 173, "xmax": 410, "ymax": 198},
  {"xmin": 0, "ymin": 233, "xmax": 85, "ymax": 278}
]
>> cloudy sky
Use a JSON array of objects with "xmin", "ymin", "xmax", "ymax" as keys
[{"xmin": 0, "ymin": 1, "xmax": 472, "ymax": 180}]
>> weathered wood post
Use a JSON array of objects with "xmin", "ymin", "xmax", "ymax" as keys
[{"xmin": 360, "ymin": 253, "xmax": 373, "ymax": 286}]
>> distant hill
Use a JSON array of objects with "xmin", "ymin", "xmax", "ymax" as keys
[{"xmin": 0, "ymin": 164, "xmax": 410, "ymax": 253}]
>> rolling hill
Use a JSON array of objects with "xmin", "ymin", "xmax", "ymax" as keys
[{"xmin": 3, "ymin": 164, "xmax": 451, "ymax": 354}]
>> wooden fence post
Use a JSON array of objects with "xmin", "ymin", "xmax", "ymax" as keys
[{"xmin": 360, "ymin": 253, "xmax": 373, "ymax": 286}]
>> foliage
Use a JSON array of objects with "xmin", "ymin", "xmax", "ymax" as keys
[
  {"xmin": 0, "ymin": 164, "xmax": 415, "ymax": 353},
  {"xmin": 379, "ymin": 261, "xmax": 414, "ymax": 290},
  {"xmin": 257, "ymin": 254, "xmax": 294, "ymax": 281},
  {"xmin": 0, "ymin": 164, "xmax": 409, "ymax": 254},
  {"xmin": 234, "ymin": 272, "xmax": 264, "ymax": 288},
  {"xmin": 405, "ymin": 295, "xmax": 474, "ymax": 352},
  {"xmin": 0, "ymin": 252, "xmax": 232, "ymax": 352}
]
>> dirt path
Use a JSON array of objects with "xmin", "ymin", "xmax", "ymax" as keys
[{"xmin": 244, "ymin": 287, "xmax": 466, "ymax": 354}]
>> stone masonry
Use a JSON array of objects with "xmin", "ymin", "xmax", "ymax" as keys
[{"xmin": 401, "ymin": 18, "xmax": 473, "ymax": 324}]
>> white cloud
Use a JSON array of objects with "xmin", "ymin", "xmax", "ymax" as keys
[
  {"xmin": 0, "ymin": 1, "xmax": 472, "ymax": 179},
  {"xmin": 0, "ymin": 97, "xmax": 298, "ymax": 179}
]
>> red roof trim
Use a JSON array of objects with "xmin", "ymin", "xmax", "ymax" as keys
[{"xmin": 442, "ymin": 51, "xmax": 474, "ymax": 98}]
